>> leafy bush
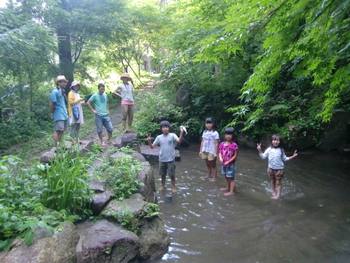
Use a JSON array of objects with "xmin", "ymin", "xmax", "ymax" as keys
[
  {"xmin": 133, "ymin": 91, "xmax": 185, "ymax": 137},
  {"xmin": 0, "ymin": 155, "xmax": 81, "ymax": 249},
  {"xmin": 39, "ymin": 150, "xmax": 92, "ymax": 214},
  {"xmin": 95, "ymin": 154, "xmax": 144, "ymax": 200}
]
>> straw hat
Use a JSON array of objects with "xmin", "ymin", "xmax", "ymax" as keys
[
  {"xmin": 70, "ymin": 80, "xmax": 82, "ymax": 90},
  {"xmin": 56, "ymin": 75, "xmax": 68, "ymax": 83},
  {"xmin": 120, "ymin": 73, "xmax": 132, "ymax": 81}
]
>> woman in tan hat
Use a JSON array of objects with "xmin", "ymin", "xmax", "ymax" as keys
[
  {"xmin": 68, "ymin": 81, "xmax": 85, "ymax": 143},
  {"xmin": 113, "ymin": 73, "xmax": 135, "ymax": 132}
]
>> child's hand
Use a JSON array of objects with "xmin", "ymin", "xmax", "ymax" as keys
[
  {"xmin": 257, "ymin": 143, "xmax": 261, "ymax": 151},
  {"xmin": 180, "ymin": 125, "xmax": 187, "ymax": 134},
  {"xmin": 147, "ymin": 134, "xmax": 151, "ymax": 141},
  {"xmin": 293, "ymin": 150, "xmax": 298, "ymax": 157},
  {"xmin": 199, "ymin": 151, "xmax": 202, "ymax": 157}
]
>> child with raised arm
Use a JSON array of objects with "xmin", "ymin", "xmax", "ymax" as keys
[
  {"xmin": 147, "ymin": 120, "xmax": 184, "ymax": 193},
  {"xmin": 199, "ymin": 117, "xmax": 219, "ymax": 181},
  {"xmin": 219, "ymin": 127, "xmax": 239, "ymax": 196},
  {"xmin": 257, "ymin": 134, "xmax": 298, "ymax": 200}
]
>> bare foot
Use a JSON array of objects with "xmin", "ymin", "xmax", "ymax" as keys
[
  {"xmin": 101, "ymin": 142, "xmax": 107, "ymax": 146},
  {"xmin": 201, "ymin": 175, "xmax": 210, "ymax": 178},
  {"xmin": 210, "ymin": 178, "xmax": 216, "ymax": 182},
  {"xmin": 220, "ymin": 188, "xmax": 229, "ymax": 191},
  {"xmin": 224, "ymin": 192, "xmax": 234, "ymax": 196},
  {"xmin": 171, "ymin": 188, "xmax": 177, "ymax": 193},
  {"xmin": 158, "ymin": 187, "xmax": 165, "ymax": 191},
  {"xmin": 271, "ymin": 196, "xmax": 280, "ymax": 200}
]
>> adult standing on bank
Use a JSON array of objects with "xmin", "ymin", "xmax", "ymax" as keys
[
  {"xmin": 87, "ymin": 83, "xmax": 114, "ymax": 146},
  {"xmin": 68, "ymin": 81, "xmax": 85, "ymax": 143},
  {"xmin": 113, "ymin": 73, "xmax": 135, "ymax": 132},
  {"xmin": 50, "ymin": 75, "xmax": 68, "ymax": 147}
]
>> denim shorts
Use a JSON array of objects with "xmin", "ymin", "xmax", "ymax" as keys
[
  {"xmin": 221, "ymin": 163, "xmax": 236, "ymax": 178},
  {"xmin": 95, "ymin": 115, "xmax": 113, "ymax": 134}
]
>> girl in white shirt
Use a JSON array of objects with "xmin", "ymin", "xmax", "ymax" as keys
[{"xmin": 257, "ymin": 134, "xmax": 298, "ymax": 200}]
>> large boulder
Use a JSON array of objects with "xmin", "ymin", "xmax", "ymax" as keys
[
  {"xmin": 0, "ymin": 222, "xmax": 79, "ymax": 263},
  {"xmin": 138, "ymin": 218, "xmax": 170, "ymax": 261},
  {"xmin": 76, "ymin": 220, "xmax": 139, "ymax": 263},
  {"xmin": 89, "ymin": 178, "xmax": 112, "ymax": 215},
  {"xmin": 317, "ymin": 112, "xmax": 350, "ymax": 151}
]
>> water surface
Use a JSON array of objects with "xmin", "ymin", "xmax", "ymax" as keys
[{"xmin": 152, "ymin": 145, "xmax": 350, "ymax": 263}]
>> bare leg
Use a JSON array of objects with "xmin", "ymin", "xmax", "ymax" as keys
[
  {"xmin": 54, "ymin": 131, "xmax": 64, "ymax": 147},
  {"xmin": 270, "ymin": 177, "xmax": 277, "ymax": 197},
  {"xmin": 98, "ymin": 132, "xmax": 105, "ymax": 145},
  {"xmin": 202, "ymin": 160, "xmax": 211, "ymax": 178},
  {"xmin": 220, "ymin": 176, "xmax": 230, "ymax": 191},
  {"xmin": 158, "ymin": 174, "xmax": 166, "ymax": 191},
  {"xmin": 271, "ymin": 178, "xmax": 282, "ymax": 200},
  {"xmin": 107, "ymin": 132, "xmax": 113, "ymax": 143},
  {"xmin": 171, "ymin": 177, "xmax": 177, "ymax": 193},
  {"xmin": 209, "ymin": 159, "xmax": 217, "ymax": 181},
  {"xmin": 224, "ymin": 178, "xmax": 235, "ymax": 196}
]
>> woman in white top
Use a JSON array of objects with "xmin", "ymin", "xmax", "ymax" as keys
[
  {"xmin": 113, "ymin": 73, "xmax": 135, "ymax": 132},
  {"xmin": 68, "ymin": 81, "xmax": 85, "ymax": 143}
]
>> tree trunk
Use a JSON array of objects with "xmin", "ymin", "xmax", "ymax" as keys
[{"xmin": 57, "ymin": 0, "xmax": 73, "ymax": 94}]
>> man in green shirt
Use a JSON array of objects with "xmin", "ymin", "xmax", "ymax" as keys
[{"xmin": 87, "ymin": 83, "xmax": 114, "ymax": 146}]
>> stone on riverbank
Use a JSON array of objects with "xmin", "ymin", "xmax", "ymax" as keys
[{"xmin": 0, "ymin": 222, "xmax": 79, "ymax": 263}]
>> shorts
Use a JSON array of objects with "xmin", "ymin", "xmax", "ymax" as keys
[
  {"xmin": 202, "ymin": 152, "xmax": 216, "ymax": 161},
  {"xmin": 267, "ymin": 168, "xmax": 284, "ymax": 179},
  {"xmin": 54, "ymin": 120, "xmax": 68, "ymax": 131},
  {"xmin": 221, "ymin": 163, "xmax": 236, "ymax": 178},
  {"xmin": 95, "ymin": 115, "xmax": 113, "ymax": 134},
  {"xmin": 159, "ymin": 161, "xmax": 176, "ymax": 178}
]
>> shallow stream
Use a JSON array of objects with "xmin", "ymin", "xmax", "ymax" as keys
[{"xmin": 152, "ymin": 145, "xmax": 350, "ymax": 263}]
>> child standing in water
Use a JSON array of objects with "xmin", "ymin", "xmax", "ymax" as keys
[
  {"xmin": 219, "ymin": 127, "xmax": 239, "ymax": 196},
  {"xmin": 199, "ymin": 117, "xmax": 219, "ymax": 181},
  {"xmin": 147, "ymin": 120, "xmax": 184, "ymax": 193},
  {"xmin": 257, "ymin": 134, "xmax": 298, "ymax": 200}
]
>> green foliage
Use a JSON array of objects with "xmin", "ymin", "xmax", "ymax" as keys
[
  {"xmin": 95, "ymin": 155, "xmax": 144, "ymax": 200},
  {"xmin": 103, "ymin": 202, "xmax": 160, "ymax": 233},
  {"xmin": 134, "ymin": 91, "xmax": 185, "ymax": 137},
  {"xmin": 39, "ymin": 150, "xmax": 91, "ymax": 214},
  {"xmin": 0, "ymin": 155, "xmax": 81, "ymax": 249}
]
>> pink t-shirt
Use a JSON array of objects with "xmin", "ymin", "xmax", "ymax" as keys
[{"xmin": 219, "ymin": 141, "xmax": 239, "ymax": 167}]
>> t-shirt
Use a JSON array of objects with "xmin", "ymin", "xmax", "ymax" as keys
[
  {"xmin": 154, "ymin": 133, "xmax": 179, "ymax": 162},
  {"xmin": 88, "ymin": 92, "xmax": 109, "ymax": 116},
  {"xmin": 201, "ymin": 130, "xmax": 219, "ymax": 154},
  {"xmin": 118, "ymin": 83, "xmax": 134, "ymax": 104},
  {"xmin": 259, "ymin": 147, "xmax": 290, "ymax": 170},
  {"xmin": 50, "ymin": 88, "xmax": 68, "ymax": 121},
  {"xmin": 219, "ymin": 141, "xmax": 239, "ymax": 167}
]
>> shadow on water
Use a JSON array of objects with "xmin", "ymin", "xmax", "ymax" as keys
[{"xmin": 151, "ymin": 144, "xmax": 350, "ymax": 263}]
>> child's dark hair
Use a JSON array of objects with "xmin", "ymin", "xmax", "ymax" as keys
[
  {"xmin": 160, "ymin": 120, "xmax": 171, "ymax": 129},
  {"xmin": 204, "ymin": 117, "xmax": 216, "ymax": 130},
  {"xmin": 98, "ymin": 83, "xmax": 105, "ymax": 89},
  {"xmin": 270, "ymin": 134, "xmax": 285, "ymax": 156}
]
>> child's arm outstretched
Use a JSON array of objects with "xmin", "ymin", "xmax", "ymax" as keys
[
  {"xmin": 257, "ymin": 143, "xmax": 263, "ymax": 154},
  {"xmin": 147, "ymin": 134, "xmax": 156, "ymax": 149},
  {"xmin": 288, "ymin": 150, "xmax": 298, "ymax": 160}
]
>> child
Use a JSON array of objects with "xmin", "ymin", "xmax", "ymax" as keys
[
  {"xmin": 199, "ymin": 117, "xmax": 219, "ymax": 181},
  {"xmin": 257, "ymin": 134, "xmax": 298, "ymax": 200},
  {"xmin": 219, "ymin": 127, "xmax": 239, "ymax": 196},
  {"xmin": 147, "ymin": 120, "xmax": 184, "ymax": 193}
]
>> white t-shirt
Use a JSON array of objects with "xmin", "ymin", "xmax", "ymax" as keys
[
  {"xmin": 154, "ymin": 133, "xmax": 179, "ymax": 162},
  {"xmin": 259, "ymin": 147, "xmax": 290, "ymax": 170},
  {"xmin": 201, "ymin": 130, "xmax": 219, "ymax": 154}
]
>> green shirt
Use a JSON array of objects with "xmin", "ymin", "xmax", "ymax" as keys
[{"xmin": 88, "ymin": 92, "xmax": 109, "ymax": 116}]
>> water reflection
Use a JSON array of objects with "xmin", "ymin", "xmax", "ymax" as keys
[{"xmin": 152, "ymin": 145, "xmax": 350, "ymax": 263}]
